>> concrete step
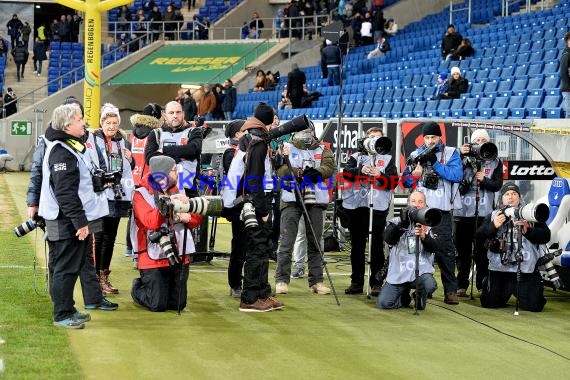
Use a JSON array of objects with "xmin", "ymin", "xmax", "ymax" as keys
[{"xmin": 2, "ymin": 52, "xmax": 48, "ymax": 113}]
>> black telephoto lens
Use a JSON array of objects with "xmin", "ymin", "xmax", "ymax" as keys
[{"xmin": 14, "ymin": 219, "xmax": 37, "ymax": 237}]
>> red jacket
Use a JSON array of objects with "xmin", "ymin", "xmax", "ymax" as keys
[{"xmin": 133, "ymin": 173, "xmax": 203, "ymax": 269}]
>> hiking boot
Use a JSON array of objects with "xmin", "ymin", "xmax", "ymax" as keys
[
  {"xmin": 53, "ymin": 317, "xmax": 85, "ymax": 329},
  {"xmin": 98, "ymin": 270, "xmax": 119, "ymax": 295},
  {"xmin": 457, "ymin": 288, "xmax": 468, "ymax": 297},
  {"xmin": 85, "ymin": 297, "xmax": 119, "ymax": 311},
  {"xmin": 239, "ymin": 299, "xmax": 273, "ymax": 312},
  {"xmin": 310, "ymin": 282, "xmax": 331, "ymax": 295},
  {"xmin": 230, "ymin": 287, "xmax": 242, "ymax": 298},
  {"xmin": 370, "ymin": 285, "xmax": 381, "ymax": 297},
  {"xmin": 275, "ymin": 282, "xmax": 288, "ymax": 294},
  {"xmin": 444, "ymin": 292, "xmax": 459, "ymax": 305},
  {"xmin": 344, "ymin": 283, "xmax": 363, "ymax": 294},
  {"xmin": 264, "ymin": 296, "xmax": 284, "ymax": 310},
  {"xmin": 291, "ymin": 268, "xmax": 305, "ymax": 279},
  {"xmin": 73, "ymin": 311, "xmax": 91, "ymax": 323}
]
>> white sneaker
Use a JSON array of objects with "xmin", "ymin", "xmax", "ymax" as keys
[
  {"xmin": 33, "ymin": 71, "xmax": 37, "ymax": 74},
  {"xmin": 310, "ymin": 282, "xmax": 331, "ymax": 295},
  {"xmin": 275, "ymin": 282, "xmax": 288, "ymax": 294},
  {"xmin": 37, "ymin": 73, "xmax": 41, "ymax": 77}
]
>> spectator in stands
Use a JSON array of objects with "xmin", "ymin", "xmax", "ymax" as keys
[
  {"xmin": 32, "ymin": 38, "xmax": 47, "ymax": 77},
  {"xmin": 241, "ymin": 21, "xmax": 249, "ymax": 39},
  {"xmin": 163, "ymin": 4, "xmax": 176, "ymax": 40},
  {"xmin": 212, "ymin": 83, "xmax": 225, "ymax": 121},
  {"xmin": 174, "ymin": 9, "xmax": 184, "ymax": 39},
  {"xmin": 70, "ymin": 15, "xmax": 82, "ymax": 43},
  {"xmin": 429, "ymin": 72, "xmax": 449, "ymax": 100},
  {"xmin": 373, "ymin": 8, "xmax": 385, "ymax": 42},
  {"xmin": 372, "ymin": 0, "xmax": 385, "ymax": 12},
  {"xmin": 360, "ymin": 12, "xmax": 374, "ymax": 46},
  {"xmin": 367, "ymin": 36, "xmax": 390, "ymax": 59},
  {"xmin": 278, "ymin": 86, "xmax": 293, "ymax": 110},
  {"xmin": 118, "ymin": 5, "xmax": 132, "ymax": 33},
  {"xmin": 287, "ymin": 63, "xmax": 307, "ymax": 109},
  {"xmin": 37, "ymin": 24, "xmax": 47, "ymax": 43},
  {"xmin": 436, "ymin": 66, "xmax": 468, "ymax": 100},
  {"xmin": 383, "ymin": 18, "xmax": 398, "ymax": 36},
  {"xmin": 222, "ymin": 78, "xmax": 237, "ymax": 120},
  {"xmin": 275, "ymin": 8, "xmax": 285, "ymax": 38},
  {"xmin": 249, "ymin": 12, "xmax": 264, "ymax": 39},
  {"xmin": 253, "ymin": 69, "xmax": 267, "ymax": 92},
  {"xmin": 182, "ymin": 90, "xmax": 197, "ymax": 122},
  {"xmin": 12, "ymin": 41, "xmax": 29, "ymax": 82},
  {"xmin": 0, "ymin": 36, "xmax": 8, "ymax": 57},
  {"xmin": 448, "ymin": 38, "xmax": 474, "ymax": 61},
  {"xmin": 133, "ymin": 10, "xmax": 148, "ymax": 42},
  {"xmin": 441, "ymin": 24, "xmax": 463, "ymax": 60},
  {"xmin": 149, "ymin": 5, "xmax": 162, "ymax": 42},
  {"xmin": 6, "ymin": 14, "xmax": 23, "ymax": 49},
  {"xmin": 21, "ymin": 22, "xmax": 31, "ymax": 49},
  {"xmin": 187, "ymin": 0, "xmax": 196, "ymax": 11},
  {"xmin": 197, "ymin": 84, "xmax": 217, "ymax": 121},
  {"xmin": 56, "ymin": 15, "xmax": 70, "ymax": 42},
  {"xmin": 143, "ymin": 0, "xmax": 156, "ymax": 13},
  {"xmin": 321, "ymin": 39, "xmax": 342, "ymax": 86},
  {"xmin": 3, "ymin": 88, "xmax": 17, "ymax": 117},
  {"xmin": 560, "ymin": 32, "xmax": 570, "ymax": 118},
  {"xmin": 265, "ymin": 71, "xmax": 277, "ymax": 90},
  {"xmin": 351, "ymin": 12, "xmax": 363, "ymax": 47}
]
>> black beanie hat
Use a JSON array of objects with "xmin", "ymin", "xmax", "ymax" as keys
[
  {"xmin": 421, "ymin": 122, "xmax": 442, "ymax": 137},
  {"xmin": 143, "ymin": 103, "xmax": 162, "ymax": 119},
  {"xmin": 499, "ymin": 182, "xmax": 521, "ymax": 199},
  {"xmin": 254, "ymin": 102, "xmax": 275, "ymax": 126},
  {"xmin": 225, "ymin": 119, "xmax": 246, "ymax": 138}
]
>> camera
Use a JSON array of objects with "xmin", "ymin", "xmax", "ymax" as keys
[
  {"xmin": 536, "ymin": 248, "xmax": 563, "ymax": 289},
  {"xmin": 500, "ymin": 203, "xmax": 550, "ymax": 223},
  {"xmin": 268, "ymin": 114, "xmax": 312, "ymax": 141},
  {"xmin": 405, "ymin": 206, "xmax": 443, "ymax": 227},
  {"xmin": 357, "ymin": 136, "xmax": 392, "ymax": 155},
  {"xmin": 148, "ymin": 227, "xmax": 180, "ymax": 266},
  {"xmin": 92, "ymin": 168, "xmax": 124, "ymax": 199},
  {"xmin": 466, "ymin": 142, "xmax": 498, "ymax": 161},
  {"xmin": 303, "ymin": 187, "xmax": 317, "ymax": 204},
  {"xmin": 240, "ymin": 201, "xmax": 259, "ymax": 229},
  {"xmin": 158, "ymin": 195, "xmax": 223, "ymax": 218},
  {"xmin": 14, "ymin": 215, "xmax": 46, "ymax": 237},
  {"xmin": 458, "ymin": 157, "xmax": 481, "ymax": 195},
  {"xmin": 407, "ymin": 144, "xmax": 440, "ymax": 190}
]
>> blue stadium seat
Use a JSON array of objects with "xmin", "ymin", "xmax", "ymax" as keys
[
  {"xmin": 360, "ymin": 103, "xmax": 372, "ymax": 117},
  {"xmin": 478, "ymin": 97, "xmax": 495, "ymax": 119},
  {"xmin": 370, "ymin": 102, "xmax": 382, "ymax": 118},
  {"xmin": 544, "ymin": 76, "xmax": 561, "ymax": 95},
  {"xmin": 352, "ymin": 103, "xmax": 363, "ymax": 117},
  {"xmin": 412, "ymin": 87, "xmax": 426, "ymax": 101},
  {"xmin": 380, "ymin": 102, "xmax": 393, "ymax": 118},
  {"xmin": 491, "ymin": 56, "xmax": 504, "ymax": 68},
  {"xmin": 413, "ymin": 101, "xmax": 426, "ymax": 117},
  {"xmin": 543, "ymin": 96, "xmax": 562, "ymax": 118},
  {"xmin": 390, "ymin": 102, "xmax": 405, "ymax": 118},
  {"xmin": 527, "ymin": 62, "xmax": 544, "ymax": 76},
  {"xmin": 437, "ymin": 99, "xmax": 452, "ymax": 118},
  {"xmin": 401, "ymin": 102, "xmax": 415, "ymax": 118},
  {"xmin": 402, "ymin": 87, "xmax": 414, "ymax": 102},
  {"xmin": 424, "ymin": 100, "xmax": 438, "ymax": 118},
  {"xmin": 543, "ymin": 48, "xmax": 558, "ymax": 60},
  {"xmin": 471, "ymin": 82, "xmax": 485, "ymax": 96},
  {"xmin": 527, "ymin": 75, "xmax": 544, "ymax": 89},
  {"xmin": 493, "ymin": 96, "xmax": 510, "ymax": 118},
  {"xmin": 524, "ymin": 96, "xmax": 544, "ymax": 118},
  {"xmin": 464, "ymin": 97, "xmax": 479, "ymax": 118},
  {"xmin": 483, "ymin": 81, "xmax": 498, "ymax": 93},
  {"xmin": 503, "ymin": 54, "xmax": 516, "ymax": 66},
  {"xmin": 544, "ymin": 61, "xmax": 559, "ymax": 74},
  {"xmin": 450, "ymin": 98, "xmax": 465, "ymax": 118},
  {"xmin": 507, "ymin": 96, "xmax": 526, "ymax": 118}
]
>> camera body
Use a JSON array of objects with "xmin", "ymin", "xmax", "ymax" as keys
[
  {"xmin": 148, "ymin": 226, "xmax": 180, "ymax": 266},
  {"xmin": 408, "ymin": 144, "xmax": 440, "ymax": 190},
  {"xmin": 458, "ymin": 157, "xmax": 481, "ymax": 195},
  {"xmin": 14, "ymin": 215, "xmax": 46, "ymax": 237},
  {"xmin": 240, "ymin": 201, "xmax": 259, "ymax": 229},
  {"xmin": 92, "ymin": 168, "xmax": 124, "ymax": 199}
]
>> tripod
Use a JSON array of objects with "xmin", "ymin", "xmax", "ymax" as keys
[
  {"xmin": 413, "ymin": 232, "xmax": 421, "ymax": 316},
  {"xmin": 365, "ymin": 154, "xmax": 378, "ymax": 299},
  {"xmin": 513, "ymin": 222, "xmax": 524, "ymax": 316},
  {"xmin": 281, "ymin": 142, "xmax": 340, "ymax": 306},
  {"xmin": 469, "ymin": 162, "xmax": 482, "ymax": 300}
]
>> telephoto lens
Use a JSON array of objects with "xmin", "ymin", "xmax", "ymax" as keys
[
  {"xmin": 170, "ymin": 196, "xmax": 223, "ymax": 216},
  {"xmin": 14, "ymin": 219, "xmax": 37, "ymax": 237},
  {"xmin": 542, "ymin": 261, "xmax": 562, "ymax": 289},
  {"xmin": 240, "ymin": 202, "xmax": 259, "ymax": 229},
  {"xmin": 158, "ymin": 235, "xmax": 180, "ymax": 266},
  {"xmin": 303, "ymin": 188, "xmax": 317, "ymax": 204}
]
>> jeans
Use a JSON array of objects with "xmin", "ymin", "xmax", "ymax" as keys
[
  {"xmin": 275, "ymin": 205, "xmax": 325, "ymax": 286},
  {"xmin": 562, "ymin": 92, "xmax": 570, "ymax": 118},
  {"xmin": 292, "ymin": 216, "xmax": 307, "ymax": 271},
  {"xmin": 327, "ymin": 66, "xmax": 341, "ymax": 86},
  {"xmin": 376, "ymin": 274, "xmax": 437, "ymax": 310},
  {"xmin": 34, "ymin": 59, "xmax": 43, "ymax": 74},
  {"xmin": 93, "ymin": 216, "xmax": 121, "ymax": 271},
  {"xmin": 224, "ymin": 111, "xmax": 233, "ymax": 121}
]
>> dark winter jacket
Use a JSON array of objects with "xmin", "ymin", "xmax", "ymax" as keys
[
  {"xmin": 446, "ymin": 76, "xmax": 469, "ymax": 99},
  {"xmin": 12, "ymin": 44, "xmax": 29, "ymax": 64},
  {"xmin": 441, "ymin": 31, "xmax": 463, "ymax": 58},
  {"xmin": 560, "ymin": 47, "xmax": 570, "ymax": 92},
  {"xmin": 321, "ymin": 44, "xmax": 342, "ymax": 66},
  {"xmin": 33, "ymin": 40, "xmax": 48, "ymax": 62},
  {"xmin": 221, "ymin": 86, "xmax": 237, "ymax": 112}
]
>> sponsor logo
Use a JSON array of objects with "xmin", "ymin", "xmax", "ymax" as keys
[{"xmin": 506, "ymin": 160, "xmax": 556, "ymax": 180}]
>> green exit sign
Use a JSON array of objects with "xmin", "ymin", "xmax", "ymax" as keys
[{"xmin": 10, "ymin": 121, "xmax": 32, "ymax": 136}]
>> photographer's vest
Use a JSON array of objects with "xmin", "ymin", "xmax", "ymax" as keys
[
  {"xmin": 455, "ymin": 159, "xmax": 499, "ymax": 217},
  {"xmin": 95, "ymin": 135, "xmax": 134, "ymax": 201},
  {"xmin": 129, "ymin": 134, "xmax": 148, "ymax": 187},
  {"xmin": 39, "ymin": 140, "xmax": 109, "ymax": 221},
  {"xmin": 130, "ymin": 187, "xmax": 195, "ymax": 261},
  {"xmin": 83, "ymin": 133, "xmax": 102, "ymax": 169},
  {"xmin": 342, "ymin": 151, "xmax": 393, "ymax": 211},
  {"xmin": 416, "ymin": 146, "xmax": 461, "ymax": 211},
  {"xmin": 486, "ymin": 209, "xmax": 544, "ymax": 273},
  {"xmin": 281, "ymin": 143, "xmax": 328, "ymax": 205},
  {"xmin": 385, "ymin": 217, "xmax": 435, "ymax": 284},
  {"xmin": 221, "ymin": 137, "xmax": 274, "ymax": 208},
  {"xmin": 155, "ymin": 128, "xmax": 198, "ymax": 190}
]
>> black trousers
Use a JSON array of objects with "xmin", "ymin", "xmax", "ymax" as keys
[
  {"xmin": 51, "ymin": 237, "xmax": 87, "ymax": 321},
  {"xmin": 454, "ymin": 217, "xmax": 488, "ymax": 290},
  {"xmin": 228, "ymin": 219, "xmax": 247, "ymax": 290},
  {"xmin": 431, "ymin": 212, "xmax": 458, "ymax": 294},
  {"xmin": 131, "ymin": 264, "xmax": 190, "ymax": 312},
  {"xmin": 480, "ymin": 270, "xmax": 546, "ymax": 312},
  {"xmin": 241, "ymin": 217, "xmax": 272, "ymax": 304},
  {"xmin": 48, "ymin": 235, "xmax": 104, "ymax": 306},
  {"xmin": 271, "ymin": 190, "xmax": 281, "ymax": 253},
  {"xmin": 93, "ymin": 216, "xmax": 121, "ymax": 271},
  {"xmin": 347, "ymin": 207, "xmax": 387, "ymax": 287}
]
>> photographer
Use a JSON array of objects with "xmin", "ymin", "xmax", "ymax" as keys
[
  {"xmin": 131, "ymin": 156, "xmax": 202, "ymax": 312},
  {"xmin": 27, "ymin": 98, "xmax": 117, "ymax": 313},
  {"xmin": 342, "ymin": 127, "xmax": 397, "ymax": 296},
  {"xmin": 145, "ymin": 101, "xmax": 203, "ymax": 198},
  {"xmin": 274, "ymin": 127, "xmax": 335, "ymax": 295},
  {"xmin": 377, "ymin": 191, "xmax": 438, "ymax": 310},
  {"xmin": 454, "ymin": 129, "xmax": 503, "ymax": 296},
  {"xmin": 93, "ymin": 103, "xmax": 134, "ymax": 295},
  {"xmin": 402, "ymin": 122, "xmax": 462, "ymax": 304},
  {"xmin": 223, "ymin": 103, "xmax": 284, "ymax": 312},
  {"xmin": 476, "ymin": 183, "xmax": 550, "ymax": 312},
  {"xmin": 221, "ymin": 119, "xmax": 246, "ymax": 298},
  {"xmin": 38, "ymin": 103, "xmax": 110, "ymax": 328}
]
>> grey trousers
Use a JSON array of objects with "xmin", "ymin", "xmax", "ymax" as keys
[{"xmin": 275, "ymin": 205, "xmax": 325, "ymax": 286}]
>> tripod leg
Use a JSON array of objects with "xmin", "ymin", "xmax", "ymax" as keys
[{"xmin": 209, "ymin": 216, "xmax": 217, "ymax": 251}]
